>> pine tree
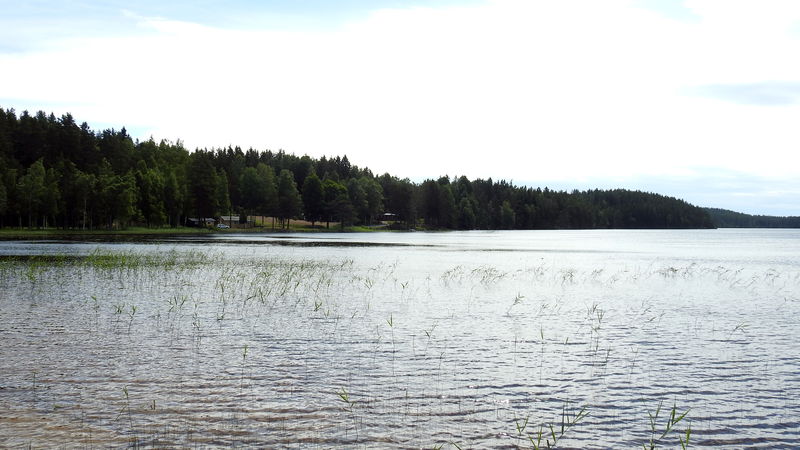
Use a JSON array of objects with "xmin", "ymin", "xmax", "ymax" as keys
[
  {"xmin": 216, "ymin": 169, "xmax": 231, "ymax": 220},
  {"xmin": 0, "ymin": 178, "xmax": 7, "ymax": 227}
]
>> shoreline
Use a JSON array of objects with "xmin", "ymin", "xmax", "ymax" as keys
[{"xmin": 0, "ymin": 224, "xmax": 399, "ymax": 240}]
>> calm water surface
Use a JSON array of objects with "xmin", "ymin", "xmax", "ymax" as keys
[{"xmin": 1, "ymin": 229, "xmax": 799, "ymax": 448}]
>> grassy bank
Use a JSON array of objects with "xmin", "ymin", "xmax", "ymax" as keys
[
  {"xmin": 0, "ymin": 222, "xmax": 394, "ymax": 240},
  {"xmin": 0, "ymin": 226, "xmax": 213, "ymax": 239}
]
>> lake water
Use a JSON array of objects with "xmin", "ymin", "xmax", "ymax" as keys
[{"xmin": 1, "ymin": 229, "xmax": 799, "ymax": 448}]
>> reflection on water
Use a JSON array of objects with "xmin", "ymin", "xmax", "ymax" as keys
[{"xmin": 1, "ymin": 229, "xmax": 799, "ymax": 447}]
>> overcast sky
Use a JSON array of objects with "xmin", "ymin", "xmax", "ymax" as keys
[{"xmin": 2, "ymin": 0, "xmax": 799, "ymax": 215}]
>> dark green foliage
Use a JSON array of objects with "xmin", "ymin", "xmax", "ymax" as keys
[
  {"xmin": 0, "ymin": 180, "xmax": 7, "ymax": 219},
  {"xmin": 43, "ymin": 166, "xmax": 61, "ymax": 227},
  {"xmin": 2, "ymin": 169, "xmax": 20, "ymax": 227},
  {"xmin": 188, "ymin": 151, "xmax": 219, "ymax": 220},
  {"xmin": 256, "ymin": 164, "xmax": 279, "ymax": 219},
  {"xmin": 239, "ymin": 167, "xmax": 262, "ymax": 215},
  {"xmin": 360, "ymin": 177, "xmax": 383, "ymax": 225},
  {"xmin": 239, "ymin": 164, "xmax": 278, "ymax": 226},
  {"xmin": 94, "ymin": 161, "xmax": 138, "ymax": 229},
  {"xmin": 322, "ymin": 179, "xmax": 354, "ymax": 229},
  {"xmin": 0, "ymin": 105, "xmax": 727, "ymax": 230},
  {"xmin": 114, "ymin": 172, "xmax": 138, "ymax": 228},
  {"xmin": 500, "ymin": 200, "xmax": 515, "ymax": 230},
  {"xmin": 437, "ymin": 183, "xmax": 457, "ymax": 229},
  {"xmin": 216, "ymin": 169, "xmax": 231, "ymax": 219},
  {"xmin": 292, "ymin": 155, "xmax": 313, "ymax": 188},
  {"xmin": 277, "ymin": 169, "xmax": 302, "ymax": 228},
  {"xmin": 347, "ymin": 178, "xmax": 369, "ymax": 224},
  {"xmin": 73, "ymin": 169, "xmax": 96, "ymax": 229},
  {"xmin": 705, "ymin": 207, "xmax": 800, "ymax": 228},
  {"xmin": 419, "ymin": 179, "xmax": 440, "ymax": 227},
  {"xmin": 163, "ymin": 170, "xmax": 182, "ymax": 227},
  {"xmin": 457, "ymin": 197, "xmax": 476, "ymax": 230},
  {"xmin": 302, "ymin": 172, "xmax": 324, "ymax": 226},
  {"xmin": 378, "ymin": 174, "xmax": 417, "ymax": 228},
  {"xmin": 136, "ymin": 166, "xmax": 167, "ymax": 227},
  {"xmin": 18, "ymin": 158, "xmax": 47, "ymax": 228}
]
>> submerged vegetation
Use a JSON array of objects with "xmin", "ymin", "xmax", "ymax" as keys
[
  {"xmin": 1, "ymin": 240, "xmax": 797, "ymax": 447},
  {"xmin": 0, "ymin": 106, "xmax": 715, "ymax": 231}
]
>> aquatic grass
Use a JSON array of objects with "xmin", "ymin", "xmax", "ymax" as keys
[
  {"xmin": 25, "ymin": 263, "xmax": 43, "ymax": 283},
  {"xmin": 336, "ymin": 386, "xmax": 362, "ymax": 441},
  {"xmin": 471, "ymin": 265, "xmax": 507, "ymax": 285},
  {"xmin": 239, "ymin": 344, "xmax": 250, "ymax": 391},
  {"xmin": 81, "ymin": 248, "xmax": 210, "ymax": 273},
  {"xmin": 115, "ymin": 386, "xmax": 139, "ymax": 447},
  {"xmin": 127, "ymin": 304, "xmax": 137, "ymax": 330},
  {"xmin": 5, "ymin": 242, "xmax": 798, "ymax": 447},
  {"xmin": 167, "ymin": 294, "xmax": 188, "ymax": 312},
  {"xmin": 431, "ymin": 442, "xmax": 463, "ymax": 450},
  {"xmin": 730, "ymin": 322, "xmax": 749, "ymax": 338},
  {"xmin": 559, "ymin": 268, "xmax": 576, "ymax": 285},
  {"xmin": 521, "ymin": 403, "xmax": 589, "ymax": 449},
  {"xmin": 644, "ymin": 401, "xmax": 691, "ymax": 450},
  {"xmin": 30, "ymin": 370, "xmax": 38, "ymax": 404},
  {"xmin": 506, "ymin": 292, "xmax": 525, "ymax": 315}
]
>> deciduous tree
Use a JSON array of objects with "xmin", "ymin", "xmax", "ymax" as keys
[
  {"xmin": 277, "ymin": 169, "xmax": 302, "ymax": 229},
  {"xmin": 302, "ymin": 172, "xmax": 324, "ymax": 226}
]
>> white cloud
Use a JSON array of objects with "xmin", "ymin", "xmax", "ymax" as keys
[{"xmin": 1, "ymin": 0, "xmax": 800, "ymax": 213}]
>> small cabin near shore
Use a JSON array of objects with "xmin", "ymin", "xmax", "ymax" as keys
[
  {"xmin": 380, "ymin": 212, "xmax": 398, "ymax": 222},
  {"xmin": 187, "ymin": 217, "xmax": 216, "ymax": 227},
  {"xmin": 218, "ymin": 215, "xmax": 256, "ymax": 228}
]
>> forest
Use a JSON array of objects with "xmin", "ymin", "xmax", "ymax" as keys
[
  {"xmin": 705, "ymin": 208, "xmax": 800, "ymax": 228},
  {"xmin": 0, "ymin": 107, "xmax": 715, "ymax": 230}
]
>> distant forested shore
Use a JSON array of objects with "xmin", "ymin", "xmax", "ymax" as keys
[
  {"xmin": 705, "ymin": 208, "xmax": 800, "ymax": 228},
  {"xmin": 0, "ymin": 106, "xmax": 735, "ymax": 231}
]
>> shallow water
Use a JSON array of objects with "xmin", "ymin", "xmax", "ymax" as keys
[{"xmin": 1, "ymin": 229, "xmax": 799, "ymax": 448}]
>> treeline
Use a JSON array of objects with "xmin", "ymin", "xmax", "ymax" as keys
[
  {"xmin": 705, "ymin": 208, "xmax": 800, "ymax": 228},
  {"xmin": 0, "ymin": 107, "xmax": 714, "ymax": 230}
]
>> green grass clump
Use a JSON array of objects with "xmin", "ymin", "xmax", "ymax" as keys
[
  {"xmin": 644, "ymin": 401, "xmax": 691, "ymax": 450},
  {"xmin": 81, "ymin": 249, "xmax": 209, "ymax": 271}
]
